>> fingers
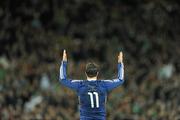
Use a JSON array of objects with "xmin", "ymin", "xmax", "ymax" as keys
[
  {"xmin": 63, "ymin": 49, "xmax": 66, "ymax": 55},
  {"xmin": 62, "ymin": 50, "xmax": 122, "ymax": 63},
  {"xmin": 63, "ymin": 49, "xmax": 67, "ymax": 61},
  {"xmin": 119, "ymin": 51, "xmax": 123, "ymax": 60},
  {"xmin": 63, "ymin": 50, "xmax": 67, "ymax": 58},
  {"xmin": 118, "ymin": 51, "xmax": 123, "ymax": 63}
]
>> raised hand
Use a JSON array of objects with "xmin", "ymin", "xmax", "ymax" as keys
[
  {"xmin": 62, "ymin": 49, "xmax": 67, "ymax": 61},
  {"xmin": 118, "ymin": 51, "xmax": 123, "ymax": 63}
]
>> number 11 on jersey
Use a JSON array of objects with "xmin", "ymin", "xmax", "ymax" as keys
[{"xmin": 88, "ymin": 92, "xmax": 99, "ymax": 108}]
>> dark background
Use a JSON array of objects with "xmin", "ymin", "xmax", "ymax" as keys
[{"xmin": 0, "ymin": 0, "xmax": 179, "ymax": 119}]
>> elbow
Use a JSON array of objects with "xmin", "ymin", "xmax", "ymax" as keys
[
  {"xmin": 122, "ymin": 79, "xmax": 125, "ymax": 84},
  {"xmin": 58, "ymin": 77, "xmax": 62, "ymax": 83},
  {"xmin": 119, "ymin": 78, "xmax": 124, "ymax": 84},
  {"xmin": 59, "ymin": 76, "xmax": 65, "ymax": 82},
  {"xmin": 59, "ymin": 77, "xmax": 66, "ymax": 85}
]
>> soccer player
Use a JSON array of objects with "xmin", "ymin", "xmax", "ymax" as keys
[{"xmin": 59, "ymin": 50, "xmax": 124, "ymax": 120}]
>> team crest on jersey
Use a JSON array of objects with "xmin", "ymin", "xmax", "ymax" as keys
[{"xmin": 87, "ymin": 85, "xmax": 97, "ymax": 91}]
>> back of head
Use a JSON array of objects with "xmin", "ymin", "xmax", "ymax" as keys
[{"xmin": 85, "ymin": 62, "xmax": 99, "ymax": 78}]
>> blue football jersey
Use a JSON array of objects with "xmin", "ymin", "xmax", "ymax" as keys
[{"xmin": 59, "ymin": 61, "xmax": 124, "ymax": 120}]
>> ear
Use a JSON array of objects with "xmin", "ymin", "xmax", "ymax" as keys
[
  {"xmin": 85, "ymin": 72, "xmax": 88, "ymax": 77},
  {"xmin": 96, "ymin": 72, "xmax": 99, "ymax": 77}
]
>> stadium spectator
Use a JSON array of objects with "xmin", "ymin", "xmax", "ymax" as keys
[{"xmin": 0, "ymin": 0, "xmax": 179, "ymax": 119}]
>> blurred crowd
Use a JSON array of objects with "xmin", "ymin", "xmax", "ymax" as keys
[{"xmin": 0, "ymin": 0, "xmax": 180, "ymax": 120}]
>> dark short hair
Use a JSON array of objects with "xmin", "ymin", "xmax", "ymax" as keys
[{"xmin": 85, "ymin": 63, "xmax": 99, "ymax": 77}]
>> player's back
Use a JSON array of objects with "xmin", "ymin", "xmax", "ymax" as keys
[
  {"xmin": 78, "ymin": 80, "xmax": 107, "ymax": 120},
  {"xmin": 59, "ymin": 59, "xmax": 124, "ymax": 120}
]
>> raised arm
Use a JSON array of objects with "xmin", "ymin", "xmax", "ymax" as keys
[
  {"xmin": 103, "ymin": 52, "xmax": 124, "ymax": 91},
  {"xmin": 59, "ymin": 50, "xmax": 81, "ymax": 91}
]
